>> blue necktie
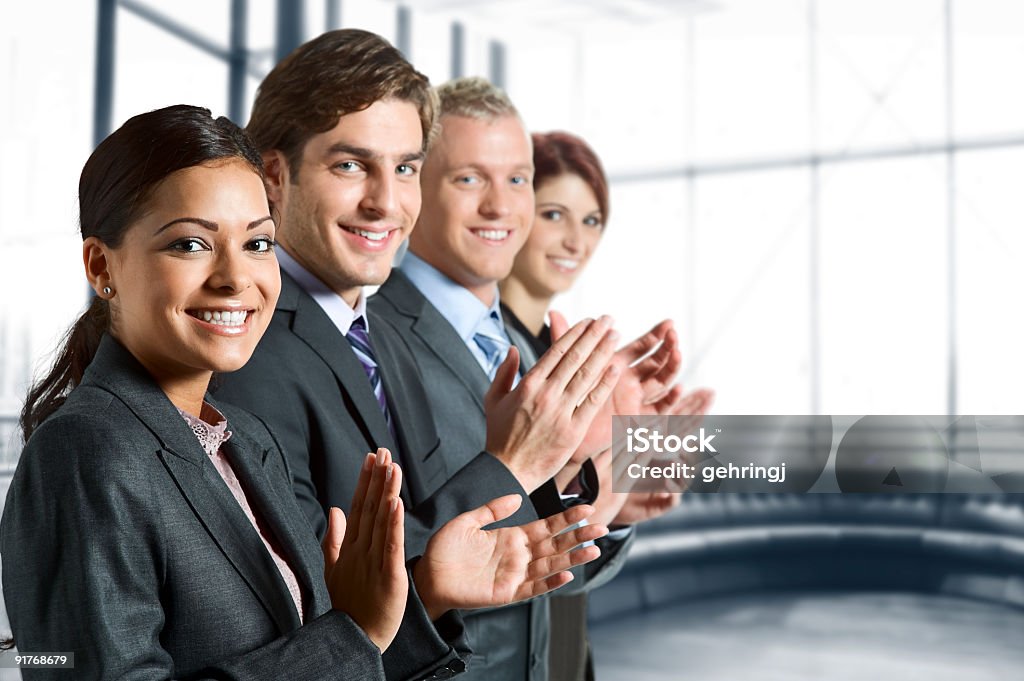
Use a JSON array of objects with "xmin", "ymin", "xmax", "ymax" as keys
[
  {"xmin": 346, "ymin": 316, "xmax": 395, "ymax": 437},
  {"xmin": 474, "ymin": 311, "xmax": 512, "ymax": 381}
]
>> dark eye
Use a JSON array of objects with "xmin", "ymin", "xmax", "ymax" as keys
[
  {"xmin": 247, "ymin": 237, "xmax": 275, "ymax": 254},
  {"xmin": 168, "ymin": 238, "xmax": 209, "ymax": 253},
  {"xmin": 540, "ymin": 209, "xmax": 563, "ymax": 221},
  {"xmin": 396, "ymin": 164, "xmax": 418, "ymax": 177}
]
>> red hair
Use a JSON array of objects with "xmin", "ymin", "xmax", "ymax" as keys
[{"xmin": 531, "ymin": 131, "xmax": 609, "ymax": 225}]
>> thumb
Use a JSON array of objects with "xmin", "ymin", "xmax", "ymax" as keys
[
  {"xmin": 322, "ymin": 506, "xmax": 346, "ymax": 574},
  {"xmin": 459, "ymin": 494, "xmax": 524, "ymax": 530},
  {"xmin": 548, "ymin": 310, "xmax": 569, "ymax": 342},
  {"xmin": 485, "ymin": 346, "xmax": 520, "ymax": 408}
]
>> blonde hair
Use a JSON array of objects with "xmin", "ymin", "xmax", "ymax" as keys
[{"xmin": 435, "ymin": 76, "xmax": 519, "ymax": 120}]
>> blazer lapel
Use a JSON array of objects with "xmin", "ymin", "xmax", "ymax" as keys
[
  {"xmin": 378, "ymin": 270, "xmax": 490, "ymax": 414},
  {"xmin": 281, "ymin": 272, "xmax": 397, "ymax": 453},
  {"xmin": 371, "ymin": 315, "xmax": 446, "ymax": 504},
  {"xmin": 218, "ymin": 427, "xmax": 321, "ymax": 624},
  {"xmin": 84, "ymin": 336, "xmax": 302, "ymax": 633}
]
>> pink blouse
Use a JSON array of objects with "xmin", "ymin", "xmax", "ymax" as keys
[{"xmin": 178, "ymin": 404, "xmax": 305, "ymax": 624}]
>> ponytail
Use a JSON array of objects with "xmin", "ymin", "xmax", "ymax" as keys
[{"xmin": 20, "ymin": 297, "xmax": 109, "ymax": 441}]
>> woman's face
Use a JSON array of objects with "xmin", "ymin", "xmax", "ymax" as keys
[
  {"xmin": 510, "ymin": 172, "xmax": 604, "ymax": 298},
  {"xmin": 95, "ymin": 159, "xmax": 280, "ymax": 381}
]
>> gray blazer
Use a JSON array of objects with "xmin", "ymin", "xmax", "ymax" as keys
[
  {"xmin": 371, "ymin": 270, "xmax": 635, "ymax": 681},
  {"xmin": 0, "ymin": 335, "xmax": 467, "ymax": 680}
]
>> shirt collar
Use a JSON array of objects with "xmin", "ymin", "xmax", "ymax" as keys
[
  {"xmin": 277, "ymin": 246, "xmax": 367, "ymax": 335},
  {"xmin": 399, "ymin": 251, "xmax": 502, "ymax": 342}
]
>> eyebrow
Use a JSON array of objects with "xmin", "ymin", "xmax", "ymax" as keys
[
  {"xmin": 326, "ymin": 143, "xmax": 424, "ymax": 164},
  {"xmin": 154, "ymin": 215, "xmax": 273, "ymax": 235}
]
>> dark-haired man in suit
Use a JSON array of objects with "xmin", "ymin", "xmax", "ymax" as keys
[{"xmin": 215, "ymin": 28, "xmax": 625, "ymax": 681}]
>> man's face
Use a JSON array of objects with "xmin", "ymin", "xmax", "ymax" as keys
[
  {"xmin": 411, "ymin": 114, "xmax": 534, "ymax": 304},
  {"xmin": 269, "ymin": 98, "xmax": 424, "ymax": 304}
]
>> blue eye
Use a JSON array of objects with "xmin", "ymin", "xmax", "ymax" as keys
[
  {"xmin": 456, "ymin": 175, "xmax": 479, "ymax": 185},
  {"xmin": 541, "ymin": 209, "xmax": 563, "ymax": 221},
  {"xmin": 247, "ymin": 237, "xmax": 276, "ymax": 253},
  {"xmin": 334, "ymin": 161, "xmax": 361, "ymax": 172},
  {"xmin": 169, "ymin": 238, "xmax": 208, "ymax": 253},
  {"xmin": 510, "ymin": 175, "xmax": 528, "ymax": 185},
  {"xmin": 396, "ymin": 164, "xmax": 418, "ymax": 176},
  {"xmin": 583, "ymin": 215, "xmax": 603, "ymax": 228}
]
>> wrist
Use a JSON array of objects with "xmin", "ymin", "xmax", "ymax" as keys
[
  {"xmin": 554, "ymin": 463, "xmax": 582, "ymax": 493},
  {"xmin": 412, "ymin": 559, "xmax": 447, "ymax": 621},
  {"xmin": 490, "ymin": 452, "xmax": 542, "ymax": 493}
]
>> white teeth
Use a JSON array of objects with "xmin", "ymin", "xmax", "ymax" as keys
[
  {"xmin": 474, "ymin": 229, "xmax": 509, "ymax": 241},
  {"xmin": 551, "ymin": 258, "xmax": 579, "ymax": 271},
  {"xmin": 193, "ymin": 310, "xmax": 248, "ymax": 327},
  {"xmin": 348, "ymin": 227, "xmax": 389, "ymax": 241}
]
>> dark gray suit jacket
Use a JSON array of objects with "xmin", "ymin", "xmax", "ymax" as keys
[
  {"xmin": 371, "ymin": 269, "xmax": 635, "ymax": 681},
  {"xmin": 214, "ymin": 271, "xmax": 538, "ymax": 557},
  {"xmin": 0, "ymin": 335, "xmax": 467, "ymax": 680}
]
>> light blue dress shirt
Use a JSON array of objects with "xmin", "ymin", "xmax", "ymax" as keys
[{"xmin": 398, "ymin": 251, "xmax": 512, "ymax": 378}]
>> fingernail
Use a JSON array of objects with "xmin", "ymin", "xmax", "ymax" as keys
[
  {"xmin": 364, "ymin": 453, "xmax": 374, "ymax": 470},
  {"xmin": 386, "ymin": 463, "xmax": 393, "ymax": 482}
]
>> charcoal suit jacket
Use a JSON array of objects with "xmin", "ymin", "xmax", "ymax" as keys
[{"xmin": 0, "ymin": 335, "xmax": 467, "ymax": 680}]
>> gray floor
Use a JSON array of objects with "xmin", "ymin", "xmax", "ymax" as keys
[{"xmin": 591, "ymin": 591, "xmax": 1024, "ymax": 681}]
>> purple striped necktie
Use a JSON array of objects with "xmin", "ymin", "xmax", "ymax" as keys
[{"xmin": 346, "ymin": 316, "xmax": 395, "ymax": 439}]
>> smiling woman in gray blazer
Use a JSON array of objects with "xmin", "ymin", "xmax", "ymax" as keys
[
  {"xmin": 0, "ymin": 105, "xmax": 465, "ymax": 680},
  {"xmin": 0, "ymin": 105, "xmax": 605, "ymax": 681}
]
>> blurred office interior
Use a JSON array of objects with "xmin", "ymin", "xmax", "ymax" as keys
[{"xmin": 0, "ymin": 1, "xmax": 1023, "ymax": 679}]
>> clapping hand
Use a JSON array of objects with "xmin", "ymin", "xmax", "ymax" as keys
[
  {"xmin": 484, "ymin": 316, "xmax": 621, "ymax": 493},
  {"xmin": 322, "ymin": 448, "xmax": 406, "ymax": 652},
  {"xmin": 412, "ymin": 497, "xmax": 607, "ymax": 619}
]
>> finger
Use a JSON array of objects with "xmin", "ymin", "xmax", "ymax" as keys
[
  {"xmin": 485, "ymin": 346, "xmax": 520, "ymax": 410},
  {"xmin": 533, "ymin": 504, "xmax": 596, "ymax": 541},
  {"xmin": 460, "ymin": 494, "xmax": 524, "ymax": 530},
  {"xmin": 571, "ymin": 361, "xmax": 621, "ymax": 430},
  {"xmin": 517, "ymin": 571, "xmax": 575, "ymax": 600},
  {"xmin": 672, "ymin": 388, "xmax": 715, "ymax": 417},
  {"xmin": 616, "ymin": 320, "xmax": 673, "ymax": 366},
  {"xmin": 345, "ymin": 452, "xmax": 377, "ymax": 548},
  {"xmin": 548, "ymin": 310, "xmax": 569, "ymax": 343},
  {"xmin": 550, "ymin": 523, "xmax": 609, "ymax": 554},
  {"xmin": 384, "ymin": 497, "xmax": 406, "ymax": 580},
  {"xmin": 559, "ymin": 324, "xmax": 620, "ymax": 403},
  {"xmin": 651, "ymin": 384, "xmax": 685, "ymax": 415},
  {"xmin": 371, "ymin": 456, "xmax": 403, "ymax": 559},
  {"xmin": 646, "ymin": 337, "xmax": 683, "ymax": 392},
  {"xmin": 634, "ymin": 323, "xmax": 679, "ymax": 373},
  {"xmin": 322, "ymin": 506, "xmax": 346, "ymax": 575},
  {"xmin": 528, "ymin": 543, "xmax": 603, "ymax": 581},
  {"xmin": 528, "ymin": 318, "xmax": 593, "ymax": 381},
  {"xmin": 358, "ymin": 448, "xmax": 390, "ymax": 551}
]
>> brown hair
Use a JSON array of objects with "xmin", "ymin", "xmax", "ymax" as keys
[
  {"xmin": 19, "ymin": 105, "xmax": 264, "ymax": 442},
  {"xmin": 532, "ymin": 131, "xmax": 609, "ymax": 225},
  {"xmin": 246, "ymin": 29, "xmax": 437, "ymax": 177}
]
